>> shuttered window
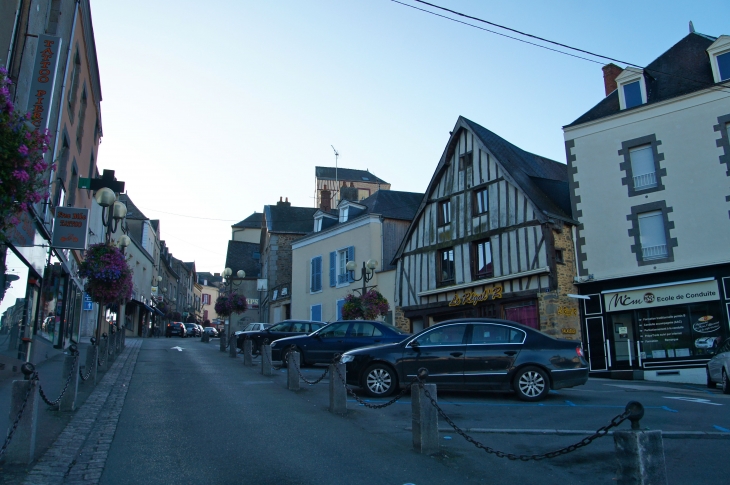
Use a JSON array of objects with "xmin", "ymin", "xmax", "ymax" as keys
[
  {"xmin": 311, "ymin": 304, "xmax": 322, "ymax": 321},
  {"xmin": 310, "ymin": 256, "xmax": 322, "ymax": 292},
  {"xmin": 638, "ymin": 211, "xmax": 668, "ymax": 260},
  {"xmin": 629, "ymin": 145, "xmax": 656, "ymax": 190}
]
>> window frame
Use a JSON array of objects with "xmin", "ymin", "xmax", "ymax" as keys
[
  {"xmin": 437, "ymin": 199, "xmax": 451, "ymax": 226},
  {"xmin": 618, "ymin": 135, "xmax": 666, "ymax": 197},
  {"xmin": 471, "ymin": 239, "xmax": 493, "ymax": 280},
  {"xmin": 626, "ymin": 201, "xmax": 678, "ymax": 266},
  {"xmin": 472, "ymin": 188, "xmax": 488, "ymax": 216},
  {"xmin": 707, "ymin": 37, "xmax": 730, "ymax": 83},
  {"xmin": 437, "ymin": 247, "xmax": 455, "ymax": 286},
  {"xmin": 615, "ymin": 67, "xmax": 647, "ymax": 110}
]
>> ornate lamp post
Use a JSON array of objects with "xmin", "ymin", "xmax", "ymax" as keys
[
  {"xmin": 222, "ymin": 268, "xmax": 245, "ymax": 355},
  {"xmin": 346, "ymin": 259, "xmax": 378, "ymax": 296}
]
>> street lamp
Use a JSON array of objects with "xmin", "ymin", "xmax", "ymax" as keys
[
  {"xmin": 346, "ymin": 259, "xmax": 378, "ymax": 296},
  {"xmin": 222, "ymin": 268, "xmax": 245, "ymax": 342}
]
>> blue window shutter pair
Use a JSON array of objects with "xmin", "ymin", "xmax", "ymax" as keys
[
  {"xmin": 347, "ymin": 246, "xmax": 355, "ymax": 282},
  {"xmin": 311, "ymin": 304, "xmax": 322, "ymax": 321},
  {"xmin": 336, "ymin": 299, "xmax": 345, "ymax": 320},
  {"xmin": 311, "ymin": 257, "xmax": 322, "ymax": 292},
  {"xmin": 329, "ymin": 252, "xmax": 336, "ymax": 287}
]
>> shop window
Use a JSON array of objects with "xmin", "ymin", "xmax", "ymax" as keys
[
  {"xmin": 503, "ymin": 301, "xmax": 539, "ymax": 329},
  {"xmin": 437, "ymin": 248, "xmax": 455, "ymax": 286},
  {"xmin": 438, "ymin": 200, "xmax": 451, "ymax": 226},
  {"xmin": 471, "ymin": 239, "xmax": 493, "ymax": 279}
]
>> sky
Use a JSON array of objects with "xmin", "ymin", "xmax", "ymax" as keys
[{"xmin": 88, "ymin": 0, "xmax": 729, "ymax": 274}]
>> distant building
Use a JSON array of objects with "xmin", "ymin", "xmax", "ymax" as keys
[
  {"xmin": 223, "ymin": 240, "xmax": 261, "ymax": 330},
  {"xmin": 315, "ymin": 167, "xmax": 390, "ymax": 211}
]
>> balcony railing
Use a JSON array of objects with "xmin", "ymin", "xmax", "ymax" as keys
[
  {"xmin": 633, "ymin": 172, "xmax": 657, "ymax": 190},
  {"xmin": 642, "ymin": 244, "xmax": 667, "ymax": 260}
]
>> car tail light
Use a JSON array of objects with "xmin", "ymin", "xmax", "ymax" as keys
[
  {"xmin": 576, "ymin": 346, "xmax": 584, "ymax": 358},
  {"xmin": 167, "ymin": 323, "xmax": 171, "ymax": 327}
]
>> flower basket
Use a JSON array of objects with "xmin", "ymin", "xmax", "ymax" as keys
[
  {"xmin": 77, "ymin": 243, "xmax": 133, "ymax": 304},
  {"xmin": 214, "ymin": 292, "xmax": 248, "ymax": 317},
  {"xmin": 342, "ymin": 290, "xmax": 390, "ymax": 320},
  {"xmin": 0, "ymin": 66, "xmax": 52, "ymax": 240}
]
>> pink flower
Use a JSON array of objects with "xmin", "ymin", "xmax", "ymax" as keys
[
  {"xmin": 18, "ymin": 145, "xmax": 29, "ymax": 156},
  {"xmin": 19, "ymin": 203, "xmax": 28, "ymax": 211},
  {"xmin": 33, "ymin": 162, "xmax": 45, "ymax": 172},
  {"xmin": 12, "ymin": 170, "xmax": 30, "ymax": 182},
  {"xmin": 9, "ymin": 216, "xmax": 20, "ymax": 225}
]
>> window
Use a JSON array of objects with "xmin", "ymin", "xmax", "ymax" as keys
[
  {"xmin": 458, "ymin": 152, "xmax": 472, "ymax": 171},
  {"xmin": 310, "ymin": 304, "xmax": 322, "ymax": 321},
  {"xmin": 503, "ymin": 301, "xmax": 539, "ymax": 329},
  {"xmin": 717, "ymin": 51, "xmax": 730, "ymax": 81},
  {"xmin": 414, "ymin": 324, "xmax": 466, "ymax": 346},
  {"xmin": 333, "ymin": 246, "xmax": 354, "ymax": 285},
  {"xmin": 438, "ymin": 248, "xmax": 455, "ymax": 285},
  {"xmin": 628, "ymin": 145, "xmax": 657, "ymax": 190},
  {"xmin": 67, "ymin": 50, "xmax": 80, "ymax": 120},
  {"xmin": 471, "ymin": 240, "xmax": 493, "ymax": 279},
  {"xmin": 202, "ymin": 294, "xmax": 210, "ymax": 305},
  {"xmin": 638, "ymin": 211, "xmax": 668, "ymax": 260},
  {"xmin": 314, "ymin": 217, "xmax": 322, "ymax": 232},
  {"xmin": 471, "ymin": 324, "xmax": 525, "ymax": 344},
  {"xmin": 339, "ymin": 206, "xmax": 349, "ymax": 223},
  {"xmin": 76, "ymin": 87, "xmax": 87, "ymax": 149},
  {"xmin": 319, "ymin": 322, "xmax": 349, "ymax": 338},
  {"xmin": 438, "ymin": 200, "xmax": 451, "ymax": 226},
  {"xmin": 350, "ymin": 322, "xmax": 382, "ymax": 337},
  {"xmin": 68, "ymin": 163, "xmax": 78, "ymax": 206},
  {"xmin": 310, "ymin": 256, "xmax": 322, "ymax": 292},
  {"xmin": 473, "ymin": 188, "xmax": 488, "ymax": 215},
  {"xmin": 555, "ymin": 249, "xmax": 564, "ymax": 264},
  {"xmin": 623, "ymin": 81, "xmax": 642, "ymax": 109}
]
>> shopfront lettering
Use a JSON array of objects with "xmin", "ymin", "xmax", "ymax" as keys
[
  {"xmin": 604, "ymin": 280, "xmax": 720, "ymax": 312},
  {"xmin": 26, "ymin": 34, "xmax": 61, "ymax": 130},
  {"xmin": 448, "ymin": 286, "xmax": 503, "ymax": 307}
]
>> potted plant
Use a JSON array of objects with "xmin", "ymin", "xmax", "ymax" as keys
[
  {"xmin": 77, "ymin": 243, "xmax": 133, "ymax": 304},
  {"xmin": 342, "ymin": 289, "xmax": 390, "ymax": 320}
]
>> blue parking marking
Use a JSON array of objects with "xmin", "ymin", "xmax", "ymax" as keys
[
  {"xmin": 565, "ymin": 401, "xmax": 576, "ymax": 407},
  {"xmin": 713, "ymin": 425, "xmax": 730, "ymax": 433},
  {"xmin": 661, "ymin": 406, "xmax": 678, "ymax": 413}
]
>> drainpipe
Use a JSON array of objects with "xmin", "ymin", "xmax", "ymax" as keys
[{"xmin": 4, "ymin": 0, "xmax": 22, "ymax": 68}]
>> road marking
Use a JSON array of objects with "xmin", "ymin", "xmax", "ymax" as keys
[
  {"xmin": 664, "ymin": 396, "xmax": 722, "ymax": 406},
  {"xmin": 171, "ymin": 346, "xmax": 184, "ymax": 351},
  {"xmin": 565, "ymin": 400, "xmax": 576, "ymax": 407},
  {"xmin": 713, "ymin": 425, "xmax": 730, "ymax": 432},
  {"xmin": 662, "ymin": 406, "xmax": 678, "ymax": 413}
]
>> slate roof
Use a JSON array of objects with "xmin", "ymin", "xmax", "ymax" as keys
[
  {"xmin": 232, "ymin": 212, "xmax": 263, "ymax": 229},
  {"xmin": 567, "ymin": 33, "xmax": 719, "ymax": 127},
  {"xmin": 197, "ymin": 272, "xmax": 223, "ymax": 286},
  {"xmin": 264, "ymin": 202, "xmax": 318, "ymax": 234},
  {"xmin": 360, "ymin": 190, "xmax": 424, "ymax": 221},
  {"xmin": 315, "ymin": 166, "xmax": 388, "ymax": 184},
  {"xmin": 224, "ymin": 241, "xmax": 260, "ymax": 278},
  {"xmin": 119, "ymin": 194, "xmax": 147, "ymax": 220}
]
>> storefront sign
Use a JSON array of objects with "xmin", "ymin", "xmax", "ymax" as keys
[
  {"xmin": 246, "ymin": 298, "xmax": 259, "ymax": 308},
  {"xmin": 557, "ymin": 306, "xmax": 578, "ymax": 316},
  {"xmin": 27, "ymin": 34, "xmax": 62, "ymax": 130},
  {"xmin": 561, "ymin": 328, "xmax": 577, "ymax": 335},
  {"xmin": 51, "ymin": 208, "xmax": 89, "ymax": 250},
  {"xmin": 448, "ymin": 286, "xmax": 503, "ymax": 307},
  {"xmin": 604, "ymin": 280, "xmax": 719, "ymax": 313}
]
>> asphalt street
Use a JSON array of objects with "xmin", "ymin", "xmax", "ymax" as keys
[{"xmin": 96, "ymin": 337, "xmax": 728, "ymax": 485}]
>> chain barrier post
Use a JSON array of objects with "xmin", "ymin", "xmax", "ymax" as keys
[
  {"xmin": 228, "ymin": 332, "xmax": 237, "ymax": 358},
  {"xmin": 86, "ymin": 338, "xmax": 98, "ymax": 384},
  {"xmin": 201, "ymin": 331, "xmax": 210, "ymax": 343},
  {"xmin": 412, "ymin": 369, "xmax": 438, "ymax": 455},
  {"xmin": 3, "ymin": 363, "xmax": 39, "ymax": 464},
  {"xmin": 219, "ymin": 329, "xmax": 226, "ymax": 352},
  {"xmin": 261, "ymin": 344, "xmax": 273, "ymax": 376},
  {"xmin": 98, "ymin": 334, "xmax": 107, "ymax": 369},
  {"xmin": 59, "ymin": 345, "xmax": 80, "ymax": 412},
  {"xmin": 287, "ymin": 351, "xmax": 300, "ymax": 391},
  {"xmin": 243, "ymin": 339, "xmax": 253, "ymax": 366},
  {"xmin": 613, "ymin": 401, "xmax": 667, "ymax": 485},
  {"xmin": 329, "ymin": 358, "xmax": 347, "ymax": 415}
]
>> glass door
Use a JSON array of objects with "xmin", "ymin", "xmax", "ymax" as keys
[
  {"xmin": 584, "ymin": 317, "xmax": 608, "ymax": 371},
  {"xmin": 608, "ymin": 312, "xmax": 637, "ymax": 370}
]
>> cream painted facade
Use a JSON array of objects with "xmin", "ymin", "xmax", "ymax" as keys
[{"xmin": 292, "ymin": 214, "xmax": 395, "ymax": 323}]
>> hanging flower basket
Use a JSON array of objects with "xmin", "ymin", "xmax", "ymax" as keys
[
  {"xmin": 214, "ymin": 292, "xmax": 248, "ymax": 317},
  {"xmin": 0, "ymin": 66, "xmax": 53, "ymax": 240},
  {"xmin": 342, "ymin": 290, "xmax": 390, "ymax": 320},
  {"xmin": 77, "ymin": 243, "xmax": 133, "ymax": 304}
]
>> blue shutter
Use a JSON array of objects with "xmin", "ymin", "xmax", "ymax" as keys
[
  {"xmin": 315, "ymin": 256, "xmax": 322, "ymax": 291},
  {"xmin": 336, "ymin": 299, "xmax": 345, "ymax": 320},
  {"xmin": 329, "ymin": 251, "xmax": 336, "ymax": 287},
  {"xmin": 310, "ymin": 258, "xmax": 316, "ymax": 292},
  {"xmin": 347, "ymin": 246, "xmax": 355, "ymax": 282},
  {"xmin": 311, "ymin": 304, "xmax": 322, "ymax": 321}
]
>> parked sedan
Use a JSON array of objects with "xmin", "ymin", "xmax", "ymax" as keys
[
  {"xmin": 184, "ymin": 323, "xmax": 201, "ymax": 337},
  {"xmin": 237, "ymin": 320, "xmax": 325, "ymax": 353},
  {"xmin": 340, "ymin": 318, "xmax": 588, "ymax": 401},
  {"xmin": 706, "ymin": 338, "xmax": 730, "ymax": 393},
  {"xmin": 203, "ymin": 327, "xmax": 219, "ymax": 338},
  {"xmin": 166, "ymin": 321, "xmax": 186, "ymax": 338},
  {"xmin": 270, "ymin": 320, "xmax": 410, "ymax": 366}
]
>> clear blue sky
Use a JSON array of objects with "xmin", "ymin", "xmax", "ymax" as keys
[{"xmin": 89, "ymin": 0, "xmax": 729, "ymax": 274}]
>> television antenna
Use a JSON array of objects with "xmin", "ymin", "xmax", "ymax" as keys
[{"xmin": 331, "ymin": 145, "xmax": 339, "ymax": 205}]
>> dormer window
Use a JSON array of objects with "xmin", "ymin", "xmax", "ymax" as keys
[
  {"xmin": 314, "ymin": 217, "xmax": 323, "ymax": 232},
  {"xmin": 707, "ymin": 36, "xmax": 730, "ymax": 83},
  {"xmin": 615, "ymin": 67, "xmax": 647, "ymax": 110},
  {"xmin": 339, "ymin": 206, "xmax": 349, "ymax": 223}
]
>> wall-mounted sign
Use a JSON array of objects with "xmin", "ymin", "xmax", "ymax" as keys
[
  {"xmin": 557, "ymin": 306, "xmax": 578, "ymax": 317},
  {"xmin": 246, "ymin": 298, "xmax": 259, "ymax": 308},
  {"xmin": 561, "ymin": 328, "xmax": 577, "ymax": 335},
  {"xmin": 256, "ymin": 279, "xmax": 268, "ymax": 291},
  {"xmin": 51, "ymin": 207, "xmax": 88, "ymax": 250},
  {"xmin": 27, "ymin": 34, "xmax": 62, "ymax": 131},
  {"xmin": 83, "ymin": 293, "xmax": 93, "ymax": 311},
  {"xmin": 604, "ymin": 280, "xmax": 719, "ymax": 313},
  {"xmin": 448, "ymin": 286, "xmax": 503, "ymax": 307}
]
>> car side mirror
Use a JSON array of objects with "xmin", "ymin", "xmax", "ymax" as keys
[{"xmin": 408, "ymin": 340, "xmax": 419, "ymax": 349}]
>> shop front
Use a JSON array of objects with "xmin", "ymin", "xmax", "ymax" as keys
[{"xmin": 579, "ymin": 276, "xmax": 728, "ymax": 383}]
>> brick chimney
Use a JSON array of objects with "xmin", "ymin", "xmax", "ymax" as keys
[
  {"xmin": 320, "ymin": 185, "xmax": 332, "ymax": 212},
  {"xmin": 602, "ymin": 63, "xmax": 623, "ymax": 96},
  {"xmin": 276, "ymin": 196, "xmax": 291, "ymax": 207}
]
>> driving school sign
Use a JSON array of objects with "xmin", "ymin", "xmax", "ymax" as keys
[
  {"xmin": 448, "ymin": 286, "xmax": 503, "ymax": 307},
  {"xmin": 51, "ymin": 207, "xmax": 89, "ymax": 250},
  {"xmin": 604, "ymin": 280, "xmax": 719, "ymax": 313}
]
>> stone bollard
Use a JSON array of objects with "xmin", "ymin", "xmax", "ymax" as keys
[
  {"xmin": 108, "ymin": 331, "xmax": 115, "ymax": 361},
  {"xmin": 614, "ymin": 401, "xmax": 668, "ymax": 485},
  {"xmin": 98, "ymin": 335, "xmax": 107, "ymax": 369},
  {"xmin": 261, "ymin": 345, "xmax": 273, "ymax": 376},
  {"xmin": 287, "ymin": 351, "xmax": 300, "ymax": 391},
  {"xmin": 4, "ymin": 363, "xmax": 40, "ymax": 464},
  {"xmin": 59, "ymin": 345, "xmax": 80, "ymax": 412},
  {"xmin": 86, "ymin": 339, "xmax": 98, "ymax": 384},
  {"xmin": 229, "ymin": 333, "xmax": 237, "ymax": 358},
  {"xmin": 219, "ymin": 330, "xmax": 227, "ymax": 352},
  {"xmin": 243, "ymin": 339, "xmax": 253, "ymax": 366},
  {"xmin": 201, "ymin": 332, "xmax": 210, "ymax": 343},
  {"xmin": 329, "ymin": 361, "xmax": 347, "ymax": 415},
  {"xmin": 412, "ymin": 371, "xmax": 438, "ymax": 454}
]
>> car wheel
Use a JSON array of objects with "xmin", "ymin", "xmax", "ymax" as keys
[
  {"xmin": 513, "ymin": 366, "xmax": 550, "ymax": 402},
  {"xmin": 707, "ymin": 368, "xmax": 716, "ymax": 389},
  {"xmin": 363, "ymin": 364, "xmax": 397, "ymax": 397},
  {"xmin": 723, "ymin": 370, "xmax": 730, "ymax": 395}
]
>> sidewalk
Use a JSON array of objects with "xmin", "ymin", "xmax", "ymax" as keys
[{"xmin": 0, "ymin": 338, "xmax": 124, "ymax": 483}]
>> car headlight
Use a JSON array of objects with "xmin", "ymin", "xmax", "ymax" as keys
[
  {"xmin": 269, "ymin": 341, "xmax": 278, "ymax": 348},
  {"xmin": 340, "ymin": 354, "xmax": 354, "ymax": 363}
]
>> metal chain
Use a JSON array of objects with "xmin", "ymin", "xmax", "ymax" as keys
[
  {"xmin": 0, "ymin": 374, "xmax": 37, "ymax": 459},
  {"xmin": 333, "ymin": 364, "xmax": 416, "ymax": 409},
  {"xmin": 38, "ymin": 355, "xmax": 78, "ymax": 407},
  {"xmin": 79, "ymin": 347, "xmax": 96, "ymax": 382},
  {"xmin": 291, "ymin": 357, "xmax": 330, "ymax": 385},
  {"xmin": 416, "ymin": 377, "xmax": 632, "ymax": 461},
  {"xmin": 262, "ymin": 343, "xmax": 282, "ymax": 371}
]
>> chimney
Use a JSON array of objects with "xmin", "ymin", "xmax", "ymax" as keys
[
  {"xmin": 320, "ymin": 184, "xmax": 332, "ymax": 211},
  {"xmin": 602, "ymin": 63, "xmax": 623, "ymax": 96},
  {"xmin": 276, "ymin": 197, "xmax": 291, "ymax": 207},
  {"xmin": 214, "ymin": 272, "xmax": 220, "ymax": 277}
]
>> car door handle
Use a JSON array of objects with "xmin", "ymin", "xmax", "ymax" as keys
[
  {"xmin": 450, "ymin": 352, "xmax": 463, "ymax": 357},
  {"xmin": 504, "ymin": 351, "xmax": 517, "ymax": 356},
  {"xmin": 374, "ymin": 339, "xmax": 381, "ymax": 342}
]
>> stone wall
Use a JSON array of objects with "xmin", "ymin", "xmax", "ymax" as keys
[
  {"xmin": 394, "ymin": 306, "xmax": 410, "ymax": 332},
  {"xmin": 538, "ymin": 227, "xmax": 581, "ymax": 340}
]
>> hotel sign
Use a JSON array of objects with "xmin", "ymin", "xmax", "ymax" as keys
[
  {"xmin": 448, "ymin": 286, "xmax": 503, "ymax": 307},
  {"xmin": 27, "ymin": 34, "xmax": 62, "ymax": 131},
  {"xmin": 604, "ymin": 280, "xmax": 719, "ymax": 313},
  {"xmin": 51, "ymin": 207, "xmax": 89, "ymax": 250}
]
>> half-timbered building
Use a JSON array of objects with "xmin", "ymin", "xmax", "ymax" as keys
[{"xmin": 393, "ymin": 117, "xmax": 581, "ymax": 339}]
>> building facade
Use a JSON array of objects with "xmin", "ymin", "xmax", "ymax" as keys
[
  {"xmin": 315, "ymin": 167, "xmax": 391, "ymax": 210},
  {"xmin": 563, "ymin": 32, "xmax": 730, "ymax": 383}
]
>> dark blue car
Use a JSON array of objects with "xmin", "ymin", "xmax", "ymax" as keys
[{"xmin": 270, "ymin": 320, "xmax": 410, "ymax": 366}]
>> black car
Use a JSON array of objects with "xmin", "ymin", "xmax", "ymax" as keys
[
  {"xmin": 166, "ymin": 321, "xmax": 186, "ymax": 338},
  {"xmin": 340, "ymin": 318, "xmax": 588, "ymax": 401},
  {"xmin": 237, "ymin": 320, "xmax": 325, "ymax": 353},
  {"xmin": 270, "ymin": 320, "xmax": 410, "ymax": 366},
  {"xmin": 184, "ymin": 323, "xmax": 201, "ymax": 337}
]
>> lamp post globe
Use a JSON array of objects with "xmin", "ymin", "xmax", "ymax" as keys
[
  {"xmin": 112, "ymin": 201, "xmax": 127, "ymax": 220},
  {"xmin": 345, "ymin": 261, "xmax": 357, "ymax": 272},
  {"xmin": 94, "ymin": 187, "xmax": 116, "ymax": 207},
  {"xmin": 223, "ymin": 268, "xmax": 232, "ymax": 278},
  {"xmin": 236, "ymin": 270, "xmax": 245, "ymax": 279}
]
